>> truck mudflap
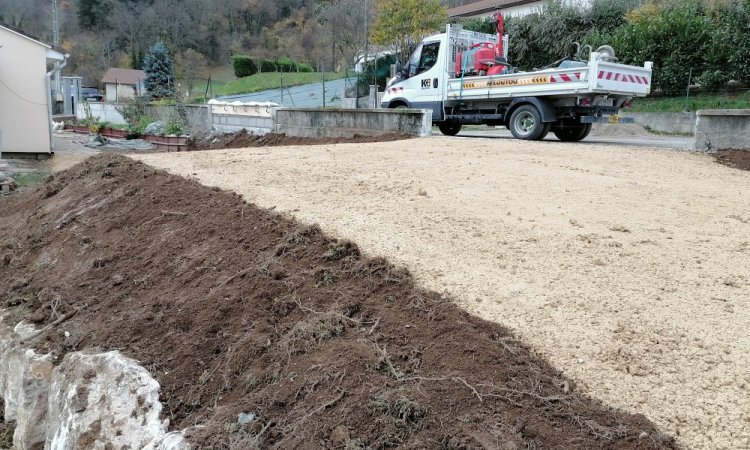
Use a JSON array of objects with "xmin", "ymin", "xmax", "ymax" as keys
[{"xmin": 581, "ymin": 115, "xmax": 635, "ymax": 124}]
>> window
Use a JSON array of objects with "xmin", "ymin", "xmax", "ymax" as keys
[{"xmin": 417, "ymin": 42, "xmax": 440, "ymax": 75}]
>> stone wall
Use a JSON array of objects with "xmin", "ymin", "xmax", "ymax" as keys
[
  {"xmin": 693, "ymin": 109, "xmax": 750, "ymax": 151},
  {"xmin": 0, "ymin": 311, "xmax": 189, "ymax": 449}
]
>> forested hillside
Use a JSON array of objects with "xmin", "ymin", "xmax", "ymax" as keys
[{"xmin": 0, "ymin": 0, "xmax": 379, "ymax": 85}]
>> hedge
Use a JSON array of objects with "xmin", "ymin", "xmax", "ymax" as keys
[
  {"xmin": 260, "ymin": 59, "xmax": 277, "ymax": 72},
  {"xmin": 231, "ymin": 55, "xmax": 258, "ymax": 78},
  {"xmin": 277, "ymin": 57, "xmax": 298, "ymax": 73},
  {"xmin": 462, "ymin": 0, "xmax": 750, "ymax": 96},
  {"xmin": 298, "ymin": 62, "xmax": 314, "ymax": 73}
]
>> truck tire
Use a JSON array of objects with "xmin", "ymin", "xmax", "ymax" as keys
[
  {"xmin": 509, "ymin": 105, "xmax": 547, "ymax": 140},
  {"xmin": 554, "ymin": 123, "xmax": 592, "ymax": 142},
  {"xmin": 438, "ymin": 123, "xmax": 462, "ymax": 136}
]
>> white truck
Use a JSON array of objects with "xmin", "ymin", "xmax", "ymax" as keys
[{"xmin": 381, "ymin": 23, "xmax": 653, "ymax": 141}]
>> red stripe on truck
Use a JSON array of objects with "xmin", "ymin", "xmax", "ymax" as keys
[{"xmin": 598, "ymin": 71, "xmax": 650, "ymax": 86}]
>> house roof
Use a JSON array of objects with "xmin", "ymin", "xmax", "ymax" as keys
[
  {"xmin": 102, "ymin": 68, "xmax": 146, "ymax": 85},
  {"xmin": 448, "ymin": 0, "xmax": 541, "ymax": 18},
  {"xmin": 0, "ymin": 22, "xmax": 52, "ymax": 48}
]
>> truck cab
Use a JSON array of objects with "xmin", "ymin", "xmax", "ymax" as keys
[
  {"xmin": 381, "ymin": 24, "xmax": 653, "ymax": 142},
  {"xmin": 384, "ymin": 35, "xmax": 447, "ymax": 123}
]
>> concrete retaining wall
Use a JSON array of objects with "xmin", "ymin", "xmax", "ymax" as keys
[
  {"xmin": 627, "ymin": 112, "xmax": 696, "ymax": 135},
  {"xmin": 75, "ymin": 102, "xmax": 434, "ymax": 139},
  {"xmin": 694, "ymin": 109, "xmax": 750, "ymax": 151},
  {"xmin": 275, "ymin": 108, "xmax": 433, "ymax": 138}
]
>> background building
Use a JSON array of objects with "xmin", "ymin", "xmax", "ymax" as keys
[
  {"xmin": 0, "ymin": 24, "xmax": 65, "ymax": 159},
  {"xmin": 101, "ymin": 68, "xmax": 146, "ymax": 102}
]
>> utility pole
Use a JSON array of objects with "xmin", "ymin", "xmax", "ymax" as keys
[
  {"xmin": 362, "ymin": 0, "xmax": 369, "ymax": 108},
  {"xmin": 51, "ymin": 0, "xmax": 62, "ymax": 104}
]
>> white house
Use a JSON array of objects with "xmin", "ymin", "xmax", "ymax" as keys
[
  {"xmin": 0, "ymin": 23, "xmax": 66, "ymax": 159},
  {"xmin": 101, "ymin": 68, "xmax": 146, "ymax": 102},
  {"xmin": 448, "ymin": 0, "xmax": 591, "ymax": 18},
  {"xmin": 448, "ymin": 0, "xmax": 544, "ymax": 18}
]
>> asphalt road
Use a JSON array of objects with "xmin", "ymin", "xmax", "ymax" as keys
[{"xmin": 455, "ymin": 127, "xmax": 693, "ymax": 149}]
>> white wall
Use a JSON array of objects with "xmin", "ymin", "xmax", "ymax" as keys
[
  {"xmin": 503, "ymin": 2, "xmax": 544, "ymax": 16},
  {"xmin": 76, "ymin": 102, "xmax": 127, "ymax": 125},
  {"xmin": 458, "ymin": 0, "xmax": 592, "ymax": 18},
  {"xmin": 0, "ymin": 29, "xmax": 51, "ymax": 156}
]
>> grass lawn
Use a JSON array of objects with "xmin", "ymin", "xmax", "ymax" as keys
[
  {"xmin": 630, "ymin": 91, "xmax": 750, "ymax": 112},
  {"xmin": 13, "ymin": 172, "xmax": 46, "ymax": 189},
  {"xmin": 216, "ymin": 72, "xmax": 348, "ymax": 97},
  {"xmin": 189, "ymin": 65, "xmax": 236, "ymax": 100}
]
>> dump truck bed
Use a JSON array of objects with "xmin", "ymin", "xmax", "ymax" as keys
[{"xmin": 446, "ymin": 58, "xmax": 652, "ymax": 101}]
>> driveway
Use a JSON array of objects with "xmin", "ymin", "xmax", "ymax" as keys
[{"xmin": 134, "ymin": 137, "xmax": 749, "ymax": 449}]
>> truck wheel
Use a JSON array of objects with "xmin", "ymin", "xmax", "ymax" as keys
[
  {"xmin": 438, "ymin": 123, "xmax": 462, "ymax": 136},
  {"xmin": 554, "ymin": 124, "xmax": 592, "ymax": 142},
  {"xmin": 509, "ymin": 105, "xmax": 547, "ymax": 140}
]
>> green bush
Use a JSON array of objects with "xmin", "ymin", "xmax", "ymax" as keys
[
  {"xmin": 356, "ymin": 54, "xmax": 400, "ymax": 96},
  {"xmin": 260, "ymin": 59, "xmax": 277, "ymax": 72},
  {"xmin": 505, "ymin": 0, "xmax": 592, "ymax": 70},
  {"xmin": 703, "ymin": 0, "xmax": 750, "ymax": 86},
  {"xmin": 298, "ymin": 62, "xmax": 314, "ymax": 73},
  {"xmin": 593, "ymin": 1, "xmax": 713, "ymax": 96},
  {"xmin": 277, "ymin": 57, "xmax": 298, "ymax": 73},
  {"xmin": 231, "ymin": 54, "xmax": 258, "ymax": 78},
  {"xmin": 698, "ymin": 70, "xmax": 730, "ymax": 90}
]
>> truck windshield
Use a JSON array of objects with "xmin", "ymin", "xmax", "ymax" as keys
[{"xmin": 407, "ymin": 44, "xmax": 423, "ymax": 78}]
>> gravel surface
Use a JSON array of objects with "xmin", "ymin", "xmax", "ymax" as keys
[{"xmin": 134, "ymin": 137, "xmax": 750, "ymax": 449}]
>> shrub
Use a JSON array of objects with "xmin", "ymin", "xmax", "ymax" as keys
[
  {"xmin": 298, "ymin": 62, "xmax": 314, "ymax": 73},
  {"xmin": 260, "ymin": 59, "xmax": 277, "ymax": 72},
  {"xmin": 231, "ymin": 54, "xmax": 258, "ymax": 78},
  {"xmin": 703, "ymin": 0, "xmax": 750, "ymax": 86},
  {"xmin": 356, "ymin": 53, "xmax": 400, "ymax": 95},
  {"xmin": 277, "ymin": 57, "xmax": 298, "ymax": 73},
  {"xmin": 114, "ymin": 96, "xmax": 149, "ymax": 127},
  {"xmin": 596, "ymin": 0, "xmax": 713, "ymax": 95},
  {"xmin": 698, "ymin": 70, "xmax": 730, "ymax": 91}
]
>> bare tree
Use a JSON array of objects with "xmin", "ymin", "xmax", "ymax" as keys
[{"xmin": 317, "ymin": 0, "xmax": 375, "ymax": 69}]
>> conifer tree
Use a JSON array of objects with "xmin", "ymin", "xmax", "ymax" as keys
[{"xmin": 143, "ymin": 42, "xmax": 176, "ymax": 98}]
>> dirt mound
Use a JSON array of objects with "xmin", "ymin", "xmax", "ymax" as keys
[
  {"xmin": 0, "ymin": 154, "xmax": 675, "ymax": 449},
  {"xmin": 187, "ymin": 129, "xmax": 412, "ymax": 151},
  {"xmin": 714, "ymin": 149, "xmax": 750, "ymax": 171}
]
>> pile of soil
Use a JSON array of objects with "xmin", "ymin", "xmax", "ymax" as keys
[
  {"xmin": 713, "ymin": 149, "xmax": 750, "ymax": 171},
  {"xmin": 187, "ymin": 129, "xmax": 412, "ymax": 151},
  {"xmin": 0, "ymin": 154, "xmax": 675, "ymax": 448}
]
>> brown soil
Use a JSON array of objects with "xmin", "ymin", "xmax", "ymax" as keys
[
  {"xmin": 187, "ymin": 129, "xmax": 412, "ymax": 151},
  {"xmin": 0, "ymin": 154, "xmax": 675, "ymax": 449},
  {"xmin": 713, "ymin": 149, "xmax": 750, "ymax": 171}
]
